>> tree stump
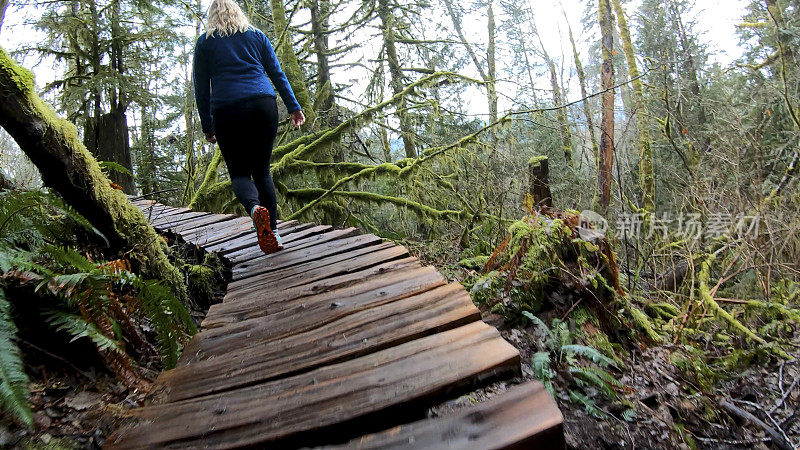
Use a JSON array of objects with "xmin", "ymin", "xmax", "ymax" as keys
[{"xmin": 528, "ymin": 156, "xmax": 552, "ymax": 208}]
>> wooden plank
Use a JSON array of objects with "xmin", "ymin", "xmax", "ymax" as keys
[
  {"xmin": 151, "ymin": 211, "xmax": 210, "ymax": 228},
  {"xmin": 192, "ymin": 262, "xmax": 441, "ymax": 357},
  {"xmin": 107, "ymin": 322, "xmax": 520, "ymax": 450},
  {"xmin": 323, "ymin": 382, "xmax": 565, "ymax": 450},
  {"xmin": 159, "ymin": 283, "xmax": 480, "ymax": 401},
  {"xmin": 225, "ymin": 224, "xmax": 345, "ymax": 264},
  {"xmin": 230, "ymin": 232, "xmax": 380, "ymax": 281},
  {"xmin": 206, "ymin": 223, "xmax": 333, "ymax": 257},
  {"xmin": 278, "ymin": 221, "xmax": 318, "ymax": 236},
  {"xmin": 200, "ymin": 258, "xmax": 434, "ymax": 334},
  {"xmin": 179, "ymin": 219, "xmax": 252, "ymax": 246},
  {"xmin": 226, "ymin": 242, "xmax": 403, "ymax": 294},
  {"xmin": 138, "ymin": 204, "xmax": 182, "ymax": 221},
  {"xmin": 169, "ymin": 214, "xmax": 239, "ymax": 234}
]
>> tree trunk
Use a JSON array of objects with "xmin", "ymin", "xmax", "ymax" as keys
[
  {"xmin": 613, "ymin": 0, "xmax": 654, "ymax": 213},
  {"xmin": 486, "ymin": 1, "xmax": 498, "ymax": 130},
  {"xmin": 310, "ymin": 0, "xmax": 334, "ymax": 120},
  {"xmin": 269, "ymin": 0, "xmax": 316, "ymax": 127},
  {"xmin": 378, "ymin": 0, "xmax": 416, "ymax": 158},
  {"xmin": 0, "ymin": 0, "xmax": 9, "ymax": 34},
  {"xmin": 598, "ymin": 0, "xmax": 615, "ymax": 214},
  {"xmin": 564, "ymin": 12, "xmax": 598, "ymax": 161},
  {"xmin": 528, "ymin": 156, "xmax": 553, "ymax": 208},
  {"xmin": 83, "ymin": 111, "xmax": 136, "ymax": 193},
  {"xmin": 443, "ymin": 0, "xmax": 498, "ymax": 131},
  {"xmin": 671, "ymin": 0, "xmax": 708, "ymax": 153},
  {"xmin": 0, "ymin": 48, "xmax": 188, "ymax": 302},
  {"xmin": 532, "ymin": 16, "xmax": 571, "ymax": 165}
]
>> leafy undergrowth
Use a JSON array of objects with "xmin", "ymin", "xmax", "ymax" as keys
[
  {"xmin": 427, "ymin": 208, "xmax": 800, "ymax": 449},
  {"xmin": 0, "ymin": 189, "xmax": 225, "ymax": 448}
]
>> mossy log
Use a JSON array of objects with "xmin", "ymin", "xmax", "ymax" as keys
[{"xmin": 0, "ymin": 48, "xmax": 188, "ymax": 302}]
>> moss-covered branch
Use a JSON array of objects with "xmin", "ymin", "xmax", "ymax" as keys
[
  {"xmin": 271, "ymin": 71, "xmax": 482, "ymax": 175},
  {"xmin": 696, "ymin": 255, "xmax": 767, "ymax": 346},
  {"xmin": 287, "ymin": 188, "xmax": 471, "ymax": 220},
  {"xmin": 285, "ymin": 115, "xmax": 508, "ymax": 219}
]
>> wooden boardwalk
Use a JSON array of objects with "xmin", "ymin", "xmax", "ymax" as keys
[{"xmin": 108, "ymin": 200, "xmax": 564, "ymax": 449}]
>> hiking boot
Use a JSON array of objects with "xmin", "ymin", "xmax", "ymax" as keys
[{"xmin": 252, "ymin": 206, "xmax": 282, "ymax": 254}]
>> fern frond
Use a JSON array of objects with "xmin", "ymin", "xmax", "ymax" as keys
[
  {"xmin": 130, "ymin": 278, "xmax": 196, "ymax": 368},
  {"xmin": 568, "ymin": 389, "xmax": 608, "ymax": 419},
  {"xmin": 562, "ymin": 344, "xmax": 618, "ymax": 368},
  {"xmin": 522, "ymin": 311, "xmax": 550, "ymax": 334},
  {"xmin": 43, "ymin": 309, "xmax": 123, "ymax": 353},
  {"xmin": 0, "ymin": 289, "xmax": 32, "ymax": 426},
  {"xmin": 569, "ymin": 366, "xmax": 622, "ymax": 398},
  {"xmin": 39, "ymin": 245, "xmax": 97, "ymax": 273},
  {"xmin": 532, "ymin": 351, "xmax": 556, "ymax": 397}
]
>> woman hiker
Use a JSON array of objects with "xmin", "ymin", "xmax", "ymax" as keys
[{"xmin": 193, "ymin": 0, "xmax": 305, "ymax": 255}]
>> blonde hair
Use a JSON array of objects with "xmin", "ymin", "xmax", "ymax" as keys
[{"xmin": 206, "ymin": 0, "xmax": 251, "ymax": 37}]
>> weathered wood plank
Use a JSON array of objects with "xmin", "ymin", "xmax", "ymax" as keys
[
  {"xmin": 107, "ymin": 322, "xmax": 520, "ymax": 450},
  {"xmin": 155, "ymin": 215, "xmax": 231, "ymax": 235},
  {"xmin": 323, "ymin": 382, "xmax": 565, "ymax": 450},
  {"xmin": 204, "ymin": 223, "xmax": 330, "ymax": 255},
  {"xmin": 226, "ymin": 242, "xmax": 404, "ymax": 294},
  {"xmin": 179, "ymin": 219, "xmax": 252, "ymax": 247},
  {"xmin": 225, "ymin": 226, "xmax": 355, "ymax": 265},
  {"xmin": 159, "ymin": 283, "xmax": 480, "ymax": 401},
  {"xmin": 197, "ymin": 260, "xmax": 438, "ymax": 344},
  {"xmin": 230, "ymin": 232, "xmax": 380, "ymax": 281},
  {"xmin": 151, "ymin": 211, "xmax": 211, "ymax": 228},
  {"xmin": 168, "ymin": 214, "xmax": 238, "ymax": 234}
]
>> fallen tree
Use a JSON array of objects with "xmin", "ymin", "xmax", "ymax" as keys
[{"xmin": 0, "ymin": 48, "xmax": 188, "ymax": 302}]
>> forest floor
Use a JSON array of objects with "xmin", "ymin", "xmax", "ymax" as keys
[{"xmin": 428, "ymin": 306, "xmax": 799, "ymax": 449}]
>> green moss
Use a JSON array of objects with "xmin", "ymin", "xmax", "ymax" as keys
[
  {"xmin": 645, "ymin": 302, "xmax": 680, "ymax": 321},
  {"xmin": 670, "ymin": 346, "xmax": 716, "ymax": 391},
  {"xmin": 528, "ymin": 155, "xmax": 548, "ymax": 168},
  {"xmin": 457, "ymin": 255, "xmax": 490, "ymax": 270},
  {"xmin": 0, "ymin": 49, "xmax": 35, "ymax": 93}
]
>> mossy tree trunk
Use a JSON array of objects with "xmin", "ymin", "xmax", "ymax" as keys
[
  {"xmin": 269, "ymin": 0, "xmax": 316, "ymax": 128},
  {"xmin": 0, "ymin": 48, "xmax": 188, "ymax": 302},
  {"xmin": 564, "ymin": 13, "xmax": 598, "ymax": 161},
  {"xmin": 188, "ymin": 146, "xmax": 224, "ymax": 210},
  {"xmin": 182, "ymin": 0, "xmax": 203, "ymax": 205},
  {"xmin": 311, "ymin": 0, "xmax": 335, "ymax": 122},
  {"xmin": 612, "ymin": 0, "xmax": 654, "ymax": 214},
  {"xmin": 487, "ymin": 1, "xmax": 498, "ymax": 138},
  {"xmin": 378, "ymin": 0, "xmax": 416, "ymax": 158},
  {"xmin": 598, "ymin": 0, "xmax": 615, "ymax": 214}
]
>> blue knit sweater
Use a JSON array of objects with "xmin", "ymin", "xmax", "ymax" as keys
[{"xmin": 193, "ymin": 28, "xmax": 302, "ymax": 134}]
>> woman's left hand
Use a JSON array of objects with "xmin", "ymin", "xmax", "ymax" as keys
[{"xmin": 290, "ymin": 110, "xmax": 306, "ymax": 128}]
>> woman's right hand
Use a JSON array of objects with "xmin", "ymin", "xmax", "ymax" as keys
[
  {"xmin": 290, "ymin": 110, "xmax": 306, "ymax": 128},
  {"xmin": 205, "ymin": 132, "xmax": 217, "ymax": 144}
]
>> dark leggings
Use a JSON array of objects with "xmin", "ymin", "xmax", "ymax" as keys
[{"xmin": 213, "ymin": 96, "xmax": 279, "ymax": 230}]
